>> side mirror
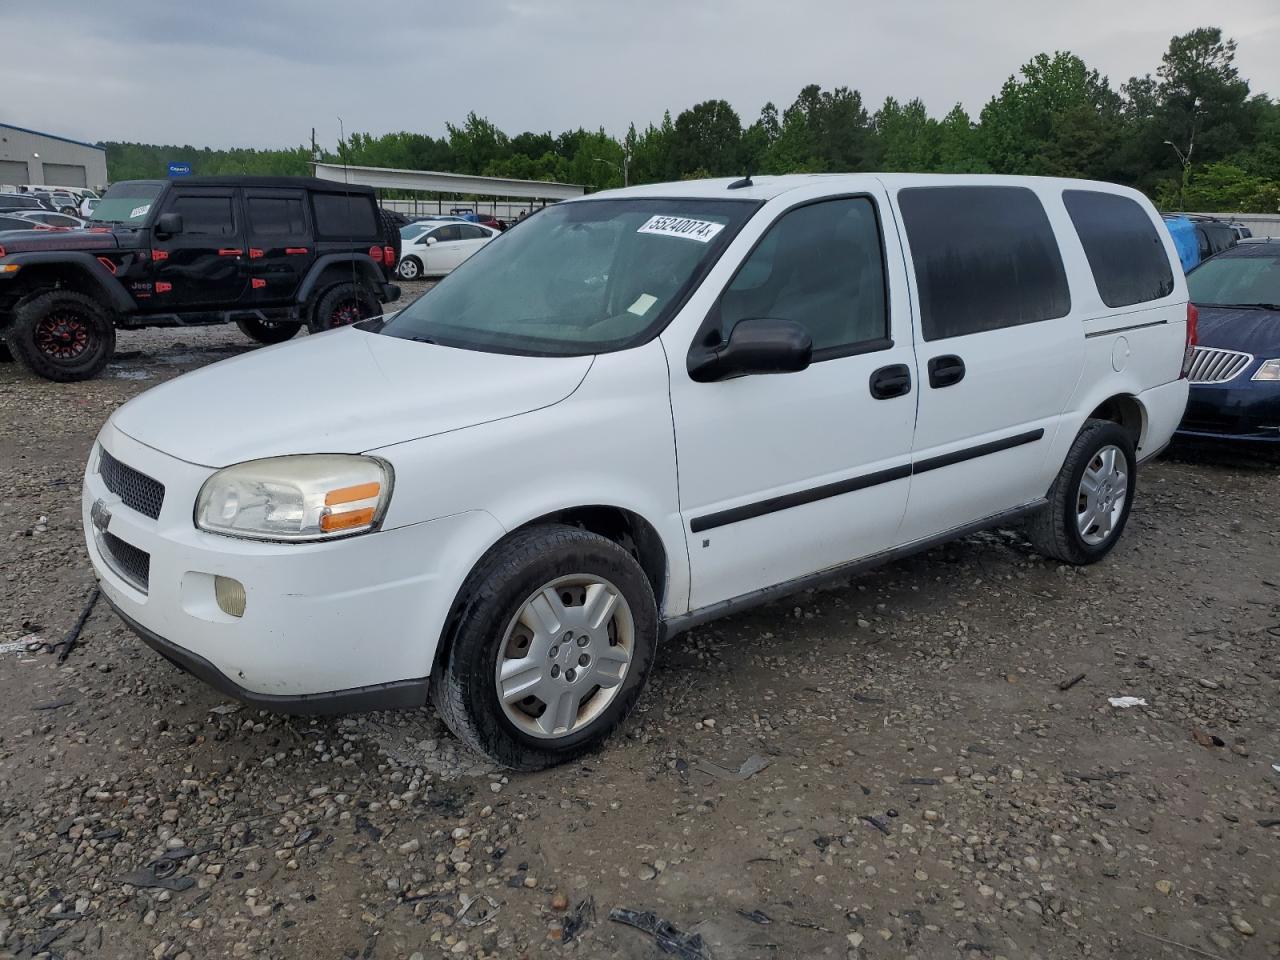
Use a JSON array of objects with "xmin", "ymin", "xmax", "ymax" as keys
[
  {"xmin": 424, "ymin": 236, "xmax": 438, "ymax": 246},
  {"xmin": 155, "ymin": 212, "xmax": 183, "ymax": 237},
  {"xmin": 687, "ymin": 317, "xmax": 813, "ymax": 382}
]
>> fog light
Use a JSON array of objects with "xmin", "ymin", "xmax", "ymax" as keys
[{"xmin": 214, "ymin": 576, "xmax": 246, "ymax": 618}]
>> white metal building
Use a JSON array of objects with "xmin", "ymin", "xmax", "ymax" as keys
[
  {"xmin": 0, "ymin": 123, "xmax": 108, "ymax": 191},
  {"xmin": 312, "ymin": 162, "xmax": 584, "ymax": 219}
]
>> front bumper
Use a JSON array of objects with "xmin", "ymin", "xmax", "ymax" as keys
[
  {"xmin": 83, "ymin": 425, "xmax": 503, "ymax": 709},
  {"xmin": 1176, "ymin": 380, "xmax": 1280, "ymax": 444}
]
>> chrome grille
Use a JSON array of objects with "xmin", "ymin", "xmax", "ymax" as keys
[
  {"xmin": 1188, "ymin": 346, "xmax": 1253, "ymax": 384},
  {"xmin": 101, "ymin": 531, "xmax": 150, "ymax": 592},
  {"xmin": 99, "ymin": 447, "xmax": 165, "ymax": 519}
]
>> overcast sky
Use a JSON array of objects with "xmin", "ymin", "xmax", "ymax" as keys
[{"xmin": 5, "ymin": 0, "xmax": 1279, "ymax": 150}]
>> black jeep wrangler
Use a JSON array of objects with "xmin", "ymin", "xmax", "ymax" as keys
[{"xmin": 0, "ymin": 176, "xmax": 401, "ymax": 381}]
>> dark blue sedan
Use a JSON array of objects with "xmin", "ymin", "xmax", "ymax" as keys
[{"xmin": 1179, "ymin": 239, "xmax": 1280, "ymax": 445}]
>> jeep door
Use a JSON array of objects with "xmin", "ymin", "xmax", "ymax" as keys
[
  {"xmin": 664, "ymin": 184, "xmax": 919, "ymax": 611},
  {"xmin": 151, "ymin": 187, "xmax": 248, "ymax": 308},
  {"xmin": 242, "ymin": 188, "xmax": 313, "ymax": 305}
]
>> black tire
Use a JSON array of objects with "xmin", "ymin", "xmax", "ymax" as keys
[
  {"xmin": 431, "ymin": 524, "xmax": 659, "ymax": 770},
  {"xmin": 379, "ymin": 208, "xmax": 403, "ymax": 266},
  {"xmin": 8, "ymin": 290, "xmax": 116, "ymax": 382},
  {"xmin": 235, "ymin": 317, "xmax": 302, "ymax": 344},
  {"xmin": 307, "ymin": 282, "xmax": 380, "ymax": 334},
  {"xmin": 397, "ymin": 256, "xmax": 422, "ymax": 281},
  {"xmin": 1026, "ymin": 419, "xmax": 1137, "ymax": 565}
]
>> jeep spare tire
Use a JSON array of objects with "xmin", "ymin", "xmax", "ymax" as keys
[
  {"xmin": 309, "ymin": 283, "xmax": 381, "ymax": 334},
  {"xmin": 9, "ymin": 290, "xmax": 116, "ymax": 382}
]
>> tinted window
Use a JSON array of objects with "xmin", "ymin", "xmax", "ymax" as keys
[
  {"xmin": 1063, "ymin": 190, "xmax": 1173, "ymax": 307},
  {"xmin": 247, "ymin": 194, "xmax": 306, "ymax": 236},
  {"xmin": 171, "ymin": 195, "xmax": 236, "ymax": 236},
  {"xmin": 719, "ymin": 197, "xmax": 888, "ymax": 355},
  {"xmin": 432, "ymin": 225, "xmax": 463, "ymax": 243},
  {"xmin": 899, "ymin": 186, "xmax": 1070, "ymax": 341},
  {"xmin": 459, "ymin": 224, "xmax": 490, "ymax": 241},
  {"xmin": 312, "ymin": 192, "xmax": 378, "ymax": 238}
]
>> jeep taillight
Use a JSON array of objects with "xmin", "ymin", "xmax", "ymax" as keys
[
  {"xmin": 383, "ymin": 245, "xmax": 395, "ymax": 266},
  {"xmin": 369, "ymin": 245, "xmax": 384, "ymax": 265},
  {"xmin": 0, "ymin": 245, "xmax": 6, "ymax": 257},
  {"xmin": 1180, "ymin": 302, "xmax": 1199, "ymax": 378}
]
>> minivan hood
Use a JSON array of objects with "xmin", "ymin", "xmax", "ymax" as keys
[
  {"xmin": 111, "ymin": 328, "xmax": 593, "ymax": 466},
  {"xmin": 1195, "ymin": 304, "xmax": 1280, "ymax": 357}
]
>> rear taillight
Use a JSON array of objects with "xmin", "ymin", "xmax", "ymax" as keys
[
  {"xmin": 368, "ymin": 245, "xmax": 384, "ymax": 265},
  {"xmin": 0, "ymin": 245, "xmax": 6, "ymax": 257},
  {"xmin": 1181, "ymin": 302, "xmax": 1199, "ymax": 378},
  {"xmin": 383, "ymin": 245, "xmax": 395, "ymax": 265}
]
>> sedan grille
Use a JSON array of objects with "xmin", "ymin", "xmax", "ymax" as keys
[
  {"xmin": 101, "ymin": 531, "xmax": 151, "ymax": 592},
  {"xmin": 1187, "ymin": 346, "xmax": 1254, "ymax": 384},
  {"xmin": 99, "ymin": 447, "xmax": 165, "ymax": 520}
]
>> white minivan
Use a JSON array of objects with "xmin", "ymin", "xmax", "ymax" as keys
[{"xmin": 82, "ymin": 174, "xmax": 1192, "ymax": 769}]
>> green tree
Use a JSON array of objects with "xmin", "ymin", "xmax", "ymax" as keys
[{"xmin": 670, "ymin": 99, "xmax": 743, "ymax": 177}]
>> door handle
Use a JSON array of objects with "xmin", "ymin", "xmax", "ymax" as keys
[
  {"xmin": 217, "ymin": 248, "xmax": 243, "ymax": 257},
  {"xmin": 870, "ymin": 363, "xmax": 912, "ymax": 400},
  {"xmin": 927, "ymin": 354, "xmax": 966, "ymax": 388}
]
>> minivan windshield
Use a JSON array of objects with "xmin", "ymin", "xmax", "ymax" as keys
[
  {"xmin": 379, "ymin": 198, "xmax": 757, "ymax": 355},
  {"xmin": 1188, "ymin": 250, "xmax": 1280, "ymax": 309},
  {"xmin": 88, "ymin": 181, "xmax": 165, "ymax": 225}
]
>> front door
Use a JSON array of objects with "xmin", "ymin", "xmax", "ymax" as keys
[
  {"xmin": 420, "ymin": 223, "xmax": 468, "ymax": 274},
  {"xmin": 151, "ymin": 186, "xmax": 247, "ymax": 309},
  {"xmin": 242, "ymin": 187, "xmax": 314, "ymax": 306},
  {"xmin": 667, "ymin": 189, "xmax": 919, "ymax": 612}
]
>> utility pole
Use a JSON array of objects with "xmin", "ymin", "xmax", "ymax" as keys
[{"xmin": 1163, "ymin": 96, "xmax": 1201, "ymax": 212}]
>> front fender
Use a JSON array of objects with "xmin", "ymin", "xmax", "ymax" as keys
[{"xmin": 1, "ymin": 251, "xmax": 134, "ymax": 313}]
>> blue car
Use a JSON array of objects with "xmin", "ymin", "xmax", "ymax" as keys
[{"xmin": 1179, "ymin": 239, "xmax": 1280, "ymax": 445}]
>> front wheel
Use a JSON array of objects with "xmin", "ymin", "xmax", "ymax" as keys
[
  {"xmin": 8, "ymin": 290, "xmax": 116, "ymax": 382},
  {"xmin": 307, "ymin": 282, "xmax": 380, "ymax": 334},
  {"xmin": 1026, "ymin": 419, "xmax": 1137, "ymax": 564},
  {"xmin": 235, "ymin": 317, "xmax": 302, "ymax": 344},
  {"xmin": 431, "ymin": 525, "xmax": 658, "ymax": 770}
]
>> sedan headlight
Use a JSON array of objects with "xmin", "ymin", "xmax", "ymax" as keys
[
  {"xmin": 1253, "ymin": 359, "xmax": 1280, "ymax": 382},
  {"xmin": 195, "ymin": 455, "xmax": 392, "ymax": 542}
]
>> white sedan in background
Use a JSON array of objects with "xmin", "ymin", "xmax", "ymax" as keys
[{"xmin": 397, "ymin": 221, "xmax": 498, "ymax": 280}]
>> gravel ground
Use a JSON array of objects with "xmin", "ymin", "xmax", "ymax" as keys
[{"xmin": 1, "ymin": 294, "xmax": 1278, "ymax": 959}]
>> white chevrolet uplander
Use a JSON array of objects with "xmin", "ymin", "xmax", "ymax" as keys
[{"xmin": 83, "ymin": 174, "xmax": 1192, "ymax": 769}]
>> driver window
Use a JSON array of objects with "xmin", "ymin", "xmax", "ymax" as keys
[{"xmin": 719, "ymin": 197, "xmax": 888, "ymax": 357}]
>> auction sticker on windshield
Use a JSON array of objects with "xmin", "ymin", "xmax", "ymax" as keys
[
  {"xmin": 637, "ymin": 215, "xmax": 725, "ymax": 243},
  {"xmin": 130, "ymin": 204, "xmax": 151, "ymax": 219}
]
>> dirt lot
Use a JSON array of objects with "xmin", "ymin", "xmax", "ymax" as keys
[{"xmin": 1, "ymin": 292, "xmax": 1278, "ymax": 959}]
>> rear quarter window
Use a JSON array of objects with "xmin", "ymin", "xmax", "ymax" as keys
[
  {"xmin": 312, "ymin": 192, "xmax": 378, "ymax": 239},
  {"xmin": 898, "ymin": 186, "xmax": 1070, "ymax": 341},
  {"xmin": 1063, "ymin": 190, "xmax": 1174, "ymax": 308}
]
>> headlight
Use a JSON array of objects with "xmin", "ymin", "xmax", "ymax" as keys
[
  {"xmin": 1253, "ymin": 359, "xmax": 1280, "ymax": 382},
  {"xmin": 195, "ymin": 455, "xmax": 392, "ymax": 542}
]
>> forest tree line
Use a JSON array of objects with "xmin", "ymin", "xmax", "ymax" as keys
[{"xmin": 102, "ymin": 27, "xmax": 1280, "ymax": 213}]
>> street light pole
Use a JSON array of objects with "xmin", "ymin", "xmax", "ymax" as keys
[{"xmin": 593, "ymin": 156, "xmax": 629, "ymax": 188}]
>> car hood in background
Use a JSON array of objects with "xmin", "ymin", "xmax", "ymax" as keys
[
  {"xmin": 1194, "ymin": 305, "xmax": 1280, "ymax": 358},
  {"xmin": 111, "ymin": 329, "xmax": 594, "ymax": 466}
]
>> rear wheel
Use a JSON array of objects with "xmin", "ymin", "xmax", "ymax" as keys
[
  {"xmin": 431, "ymin": 525, "xmax": 658, "ymax": 770},
  {"xmin": 1027, "ymin": 419, "xmax": 1136, "ymax": 564},
  {"xmin": 236, "ymin": 317, "xmax": 302, "ymax": 344},
  {"xmin": 397, "ymin": 257, "xmax": 422, "ymax": 281},
  {"xmin": 8, "ymin": 290, "xmax": 116, "ymax": 382},
  {"xmin": 307, "ymin": 282, "xmax": 380, "ymax": 334}
]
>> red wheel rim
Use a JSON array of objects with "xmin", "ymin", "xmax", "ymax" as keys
[
  {"xmin": 34, "ymin": 312, "xmax": 92, "ymax": 360},
  {"xmin": 329, "ymin": 299, "xmax": 363, "ymax": 327}
]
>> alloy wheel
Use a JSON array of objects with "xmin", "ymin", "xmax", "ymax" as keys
[
  {"xmin": 494, "ymin": 575, "xmax": 635, "ymax": 739},
  {"xmin": 1077, "ymin": 444, "xmax": 1128, "ymax": 545},
  {"xmin": 34, "ymin": 312, "xmax": 91, "ymax": 360}
]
